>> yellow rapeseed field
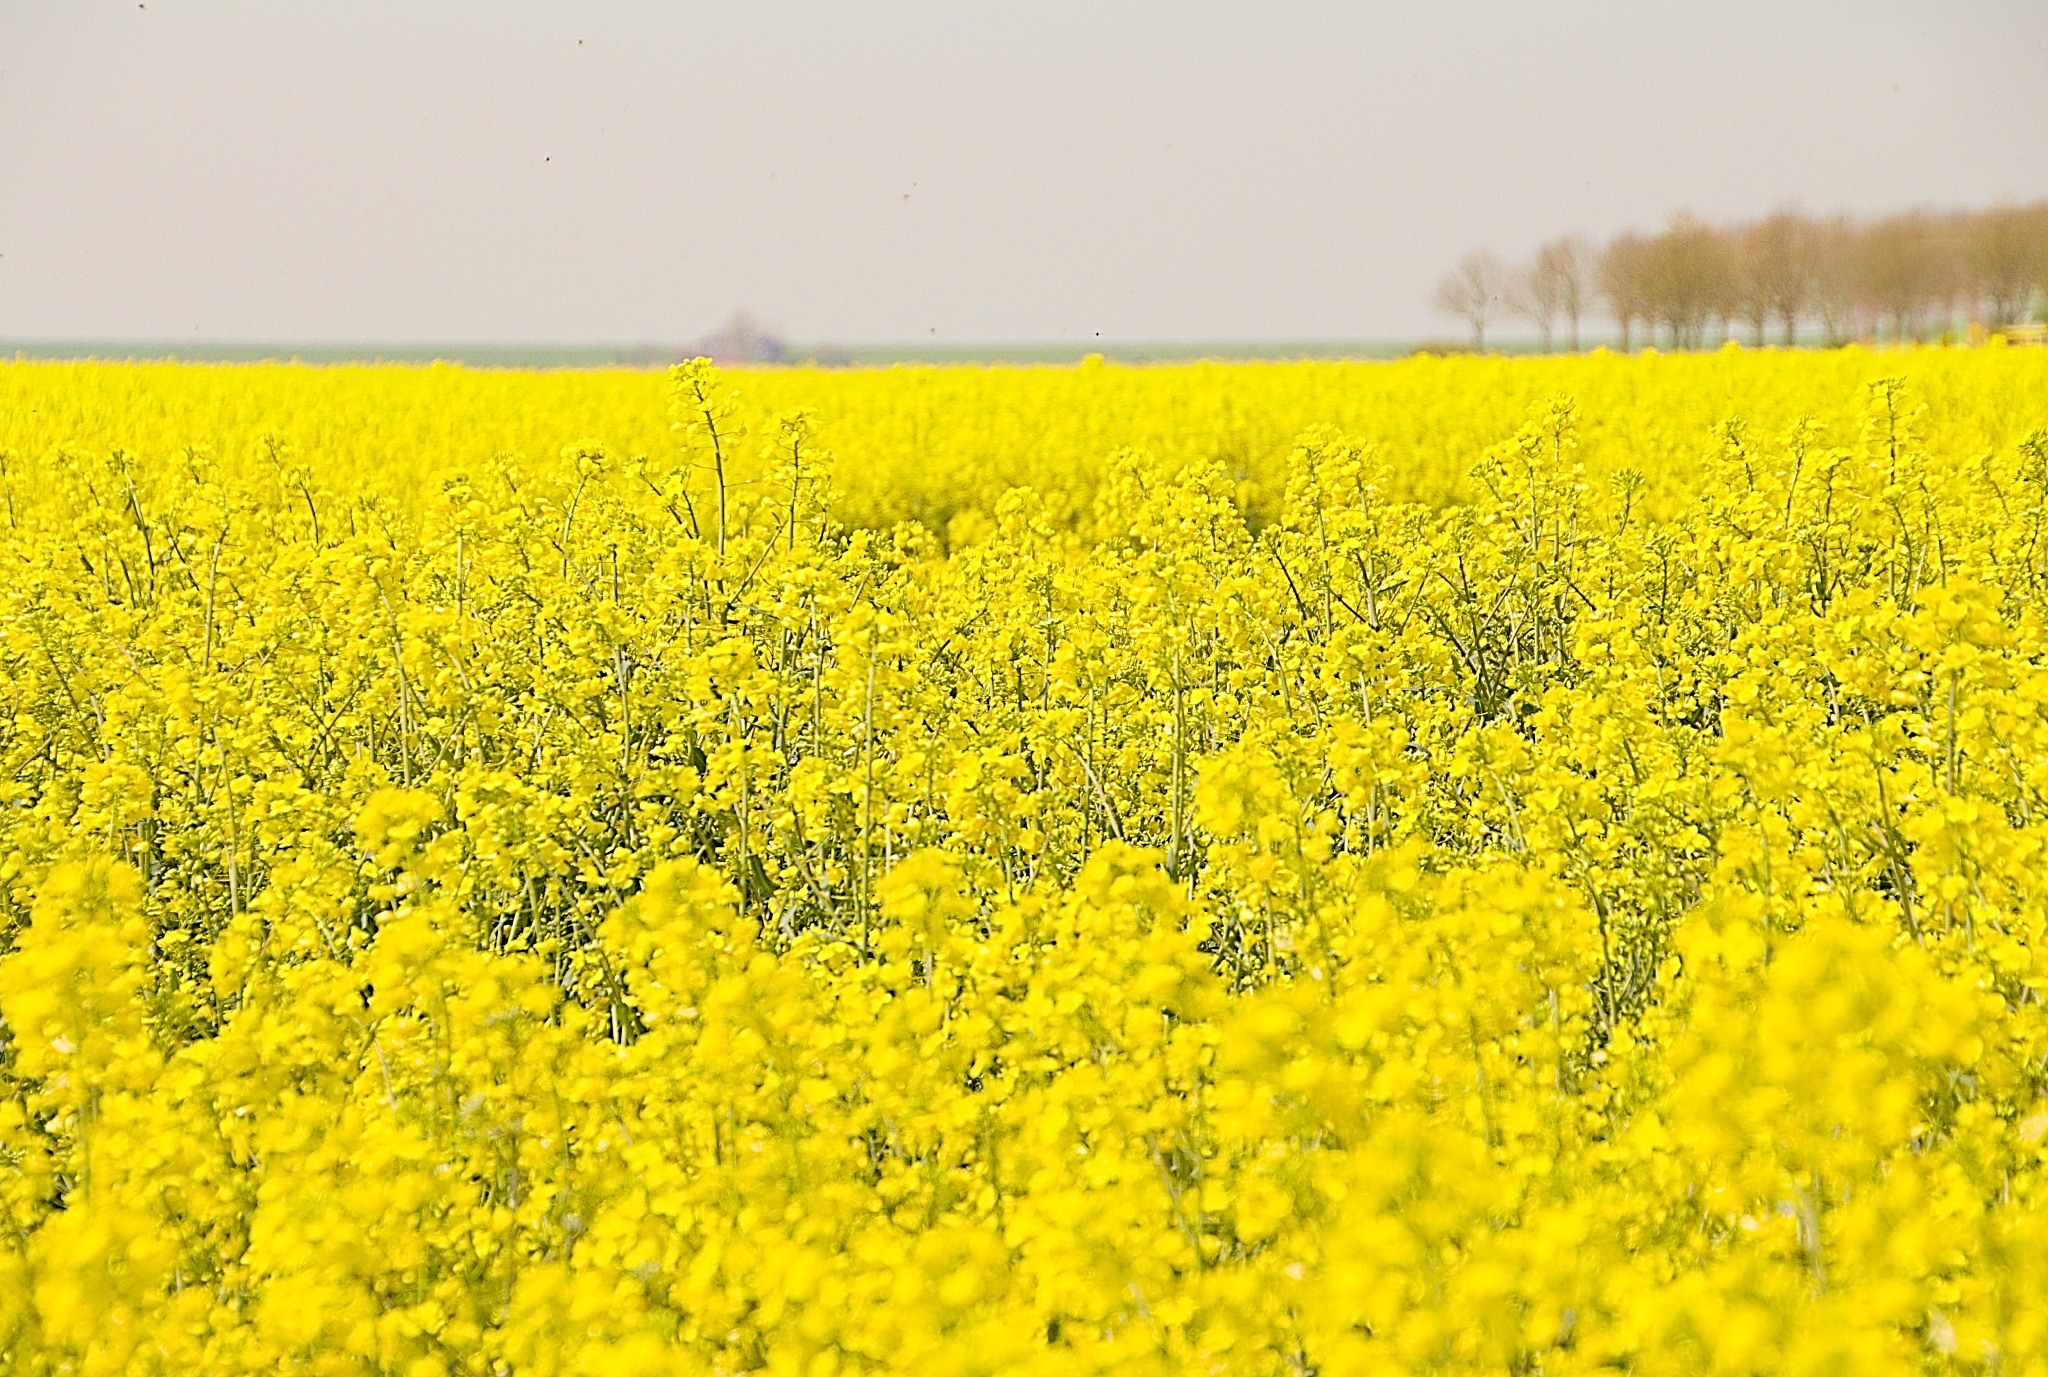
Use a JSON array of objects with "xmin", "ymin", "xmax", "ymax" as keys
[{"xmin": 4, "ymin": 344, "xmax": 2048, "ymax": 1375}]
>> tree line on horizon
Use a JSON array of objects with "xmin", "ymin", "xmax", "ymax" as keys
[{"xmin": 1434, "ymin": 203, "xmax": 2048, "ymax": 353}]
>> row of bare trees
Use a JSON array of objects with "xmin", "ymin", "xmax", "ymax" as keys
[{"xmin": 1433, "ymin": 204, "xmax": 2048, "ymax": 352}]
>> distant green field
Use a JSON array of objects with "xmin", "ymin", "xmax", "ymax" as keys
[
  {"xmin": 1, "ymin": 341, "xmax": 686, "ymax": 369},
  {"xmin": 2, "ymin": 337, "xmax": 1561, "ymax": 369}
]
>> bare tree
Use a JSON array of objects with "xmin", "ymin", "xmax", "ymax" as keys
[
  {"xmin": 1810, "ymin": 214, "xmax": 1859, "ymax": 345},
  {"xmin": 1520, "ymin": 236, "xmax": 1592, "ymax": 352},
  {"xmin": 1969, "ymin": 204, "xmax": 2048, "ymax": 328},
  {"xmin": 2037, "ymin": 217, "xmax": 2048, "ymax": 322},
  {"xmin": 1643, "ymin": 214, "xmax": 1733, "ymax": 349},
  {"xmin": 1772, "ymin": 212, "xmax": 1822, "ymax": 346},
  {"xmin": 1858, "ymin": 211, "xmax": 1945, "ymax": 342},
  {"xmin": 1730, "ymin": 221, "xmax": 1777, "ymax": 347},
  {"xmin": 1433, "ymin": 250, "xmax": 1508, "ymax": 352},
  {"xmin": 1925, "ymin": 211, "xmax": 1972, "ymax": 338},
  {"xmin": 1550, "ymin": 235, "xmax": 1592, "ymax": 352},
  {"xmin": 1512, "ymin": 256, "xmax": 1562, "ymax": 353},
  {"xmin": 1599, "ymin": 232, "xmax": 1652, "ymax": 352},
  {"xmin": 1734, "ymin": 209, "xmax": 1815, "ymax": 347}
]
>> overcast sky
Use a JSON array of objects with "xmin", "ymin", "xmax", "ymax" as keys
[{"xmin": 3, "ymin": 1, "xmax": 2046, "ymax": 344}]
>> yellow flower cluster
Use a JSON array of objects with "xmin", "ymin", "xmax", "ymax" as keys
[{"xmin": 2, "ymin": 347, "xmax": 2048, "ymax": 1374}]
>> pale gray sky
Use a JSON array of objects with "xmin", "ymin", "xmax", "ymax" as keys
[{"xmin": 3, "ymin": 1, "xmax": 2045, "ymax": 344}]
